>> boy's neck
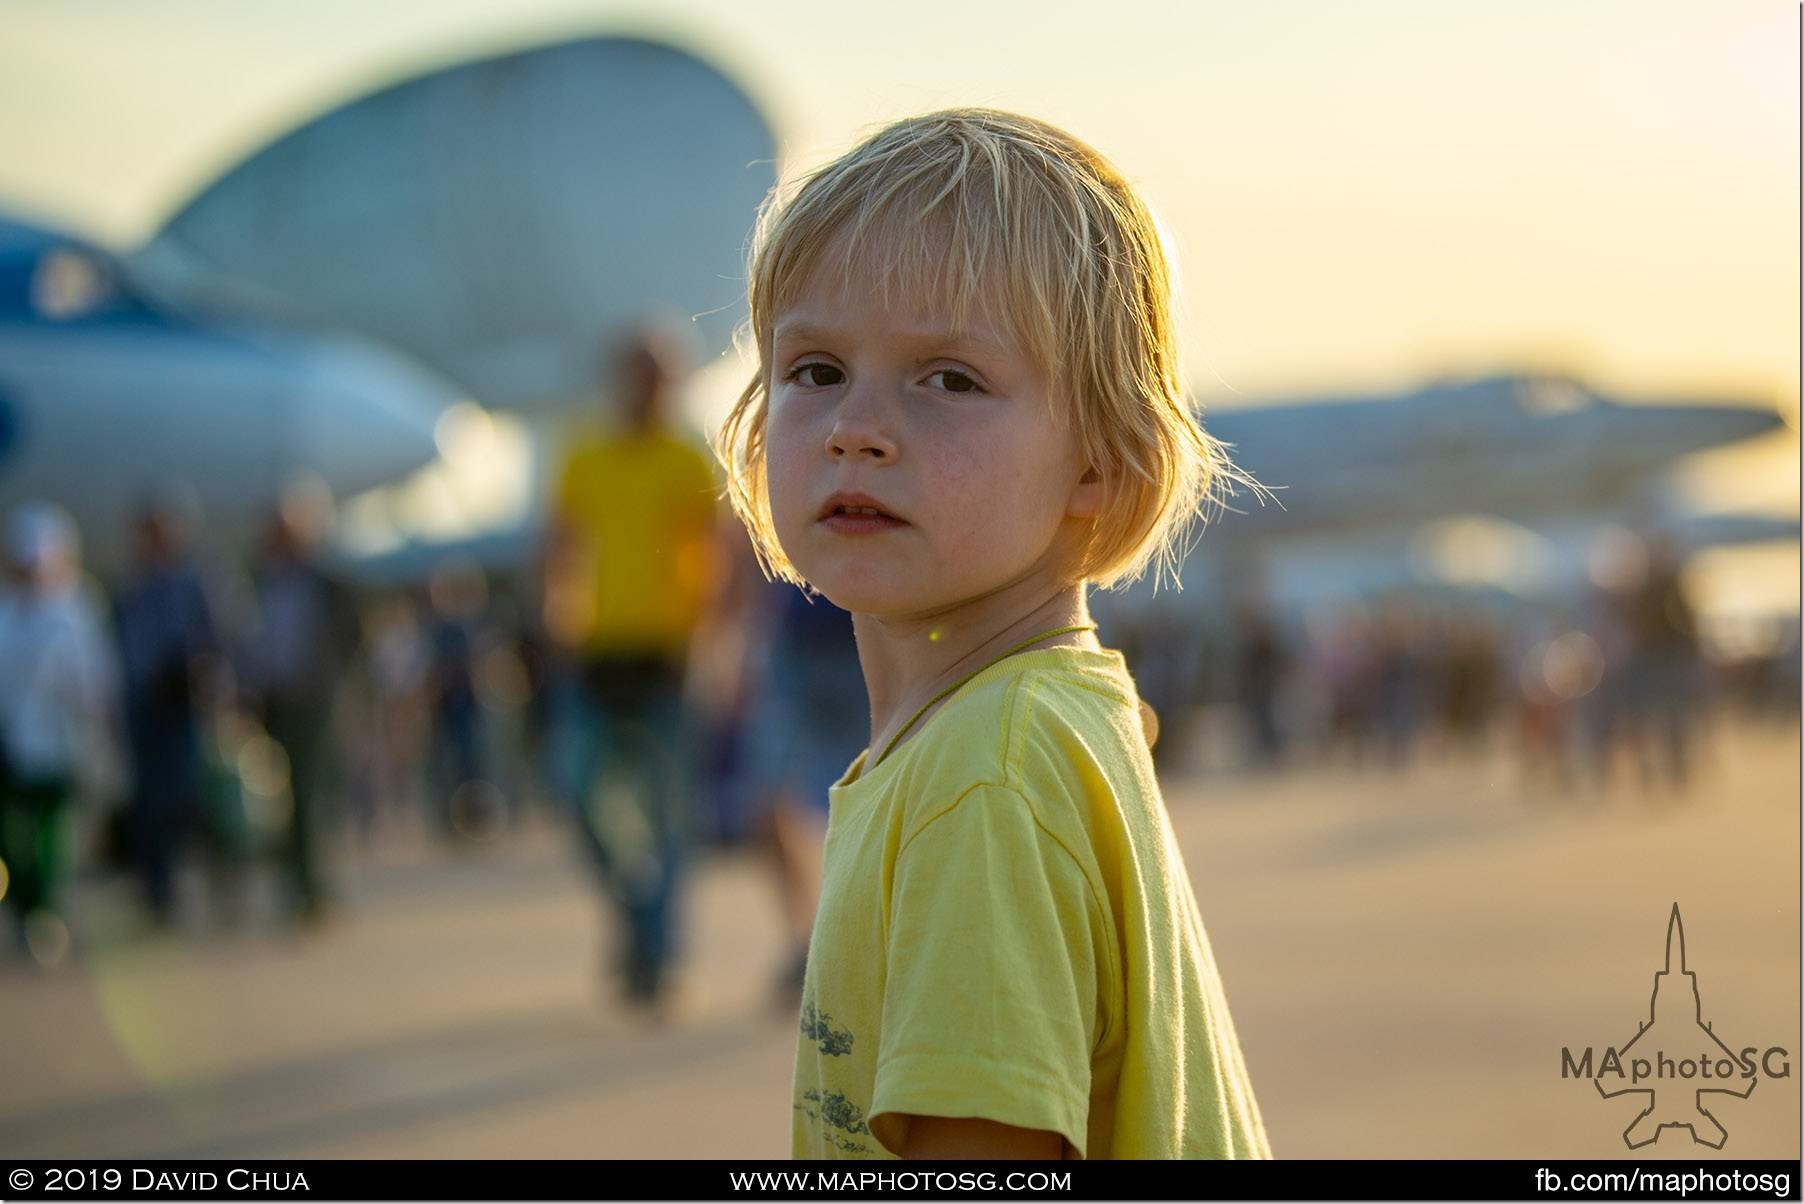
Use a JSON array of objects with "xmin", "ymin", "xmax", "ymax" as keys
[{"xmin": 852, "ymin": 577, "xmax": 1099, "ymax": 771}]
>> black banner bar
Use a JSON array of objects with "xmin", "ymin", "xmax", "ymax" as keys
[{"xmin": 1, "ymin": 1159, "xmax": 1799, "ymax": 1202}]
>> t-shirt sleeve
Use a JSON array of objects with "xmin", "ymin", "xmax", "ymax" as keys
[{"xmin": 868, "ymin": 782, "xmax": 1102, "ymax": 1159}]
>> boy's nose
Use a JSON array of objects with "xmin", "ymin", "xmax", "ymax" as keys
[
  {"xmin": 826, "ymin": 430, "xmax": 892, "ymax": 460},
  {"xmin": 825, "ymin": 393, "xmax": 898, "ymax": 461}
]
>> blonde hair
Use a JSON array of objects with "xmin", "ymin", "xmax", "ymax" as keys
[{"xmin": 714, "ymin": 107, "xmax": 1257, "ymax": 592}]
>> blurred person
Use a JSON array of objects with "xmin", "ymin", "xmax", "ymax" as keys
[
  {"xmin": 114, "ymin": 492, "xmax": 223, "ymax": 925},
  {"xmin": 245, "ymin": 484, "xmax": 360, "ymax": 922},
  {"xmin": 1616, "ymin": 534, "xmax": 1704, "ymax": 793},
  {"xmin": 1752, "ymin": 624, "xmax": 1802, "ymax": 718},
  {"xmin": 513, "ymin": 599, "xmax": 559, "ymax": 816},
  {"xmin": 1116, "ymin": 603, "xmax": 1201, "ymax": 770},
  {"xmin": 742, "ymin": 577, "xmax": 866, "ymax": 1007},
  {"xmin": 425, "ymin": 557, "xmax": 502, "ymax": 841},
  {"xmin": 1233, "ymin": 603, "xmax": 1292, "ymax": 768},
  {"xmin": 542, "ymin": 322, "xmax": 725, "ymax": 1012},
  {"xmin": 1370, "ymin": 597, "xmax": 1427, "ymax": 767},
  {"xmin": 353, "ymin": 592, "xmax": 431, "ymax": 840},
  {"xmin": 1510, "ymin": 618, "xmax": 1583, "ymax": 795},
  {"xmin": 1436, "ymin": 611, "xmax": 1503, "ymax": 756},
  {"xmin": 1315, "ymin": 606, "xmax": 1378, "ymax": 765},
  {"xmin": 1574, "ymin": 581, "xmax": 1634, "ymax": 791},
  {"xmin": 470, "ymin": 595, "xmax": 537, "ymax": 831},
  {"xmin": 679, "ymin": 516, "xmax": 767, "ymax": 848},
  {"xmin": 0, "ymin": 504, "xmax": 119, "ymax": 961}
]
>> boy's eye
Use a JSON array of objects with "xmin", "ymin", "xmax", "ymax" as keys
[
  {"xmin": 787, "ymin": 363, "xmax": 844, "ymax": 388},
  {"xmin": 927, "ymin": 369, "xmax": 983, "ymax": 394}
]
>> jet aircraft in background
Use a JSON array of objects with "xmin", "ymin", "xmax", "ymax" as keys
[
  {"xmin": 0, "ymin": 215, "xmax": 455, "ymax": 574},
  {"xmin": 1097, "ymin": 371, "xmax": 1792, "ymax": 623},
  {"xmin": 1201, "ymin": 373, "xmax": 1784, "ymax": 539},
  {"xmin": 135, "ymin": 35, "xmax": 775, "ymax": 416}
]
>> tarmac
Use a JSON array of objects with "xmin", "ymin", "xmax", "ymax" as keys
[{"xmin": 0, "ymin": 714, "xmax": 1796, "ymax": 1160}]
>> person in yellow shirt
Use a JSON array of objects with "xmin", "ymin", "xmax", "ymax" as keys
[
  {"xmin": 545, "ymin": 325, "xmax": 723, "ymax": 1013},
  {"xmin": 715, "ymin": 110, "xmax": 1276, "ymax": 1158}
]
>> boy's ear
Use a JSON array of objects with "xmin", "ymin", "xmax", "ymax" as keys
[{"xmin": 1067, "ymin": 466, "xmax": 1104, "ymax": 520}]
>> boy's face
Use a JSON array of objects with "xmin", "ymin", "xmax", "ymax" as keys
[{"xmin": 764, "ymin": 255, "xmax": 1102, "ymax": 619}]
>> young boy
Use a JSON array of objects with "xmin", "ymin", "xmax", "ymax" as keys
[{"xmin": 715, "ymin": 109, "xmax": 1273, "ymax": 1160}]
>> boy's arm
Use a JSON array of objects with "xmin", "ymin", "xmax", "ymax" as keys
[
  {"xmin": 868, "ymin": 783, "xmax": 1105, "ymax": 1159},
  {"xmin": 898, "ymin": 1116, "xmax": 1067, "ymax": 1160}
]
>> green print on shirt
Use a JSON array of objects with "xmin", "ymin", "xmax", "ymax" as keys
[
  {"xmin": 800, "ymin": 1000, "xmax": 854, "ymax": 1056},
  {"xmin": 798, "ymin": 1088, "xmax": 872, "ymax": 1154}
]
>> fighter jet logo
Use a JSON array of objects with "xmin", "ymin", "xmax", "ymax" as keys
[{"xmin": 1593, "ymin": 903, "xmax": 1757, "ymax": 1149}]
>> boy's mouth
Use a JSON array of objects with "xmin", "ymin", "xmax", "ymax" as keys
[{"xmin": 818, "ymin": 492, "xmax": 905, "ymax": 523}]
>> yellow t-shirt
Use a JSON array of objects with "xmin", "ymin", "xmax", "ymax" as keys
[
  {"xmin": 790, "ymin": 645, "xmax": 1272, "ymax": 1160},
  {"xmin": 550, "ymin": 424, "xmax": 719, "ymax": 657}
]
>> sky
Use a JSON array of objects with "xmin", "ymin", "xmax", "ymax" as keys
[{"xmin": 0, "ymin": 0, "xmax": 1797, "ymax": 556}]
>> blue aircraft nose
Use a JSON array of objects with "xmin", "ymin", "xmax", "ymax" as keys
[{"xmin": 288, "ymin": 336, "xmax": 449, "ymax": 493}]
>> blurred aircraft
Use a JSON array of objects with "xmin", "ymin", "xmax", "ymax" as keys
[
  {"xmin": 1203, "ymin": 373, "xmax": 1784, "ymax": 538},
  {"xmin": 126, "ymin": 33, "xmax": 778, "ymax": 578},
  {"xmin": 136, "ymin": 35, "xmax": 776, "ymax": 416},
  {"xmin": 1099, "ymin": 373, "xmax": 1791, "ymax": 620},
  {"xmin": 0, "ymin": 215, "xmax": 455, "ymax": 573}
]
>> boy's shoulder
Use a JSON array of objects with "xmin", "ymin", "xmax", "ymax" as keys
[
  {"xmin": 892, "ymin": 647, "xmax": 1148, "ymax": 841},
  {"xmin": 967, "ymin": 643, "xmax": 1140, "ymax": 737}
]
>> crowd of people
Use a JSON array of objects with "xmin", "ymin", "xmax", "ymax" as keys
[
  {"xmin": 0, "ymin": 482, "xmax": 363, "ymax": 967},
  {"xmin": 1113, "ymin": 538, "xmax": 1797, "ymax": 791}
]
